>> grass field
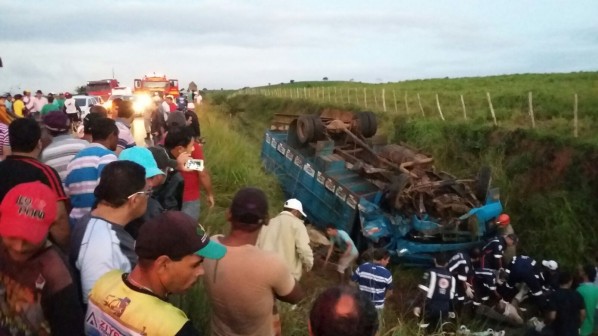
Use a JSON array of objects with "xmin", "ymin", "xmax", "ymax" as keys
[{"xmin": 240, "ymin": 72, "xmax": 598, "ymax": 140}]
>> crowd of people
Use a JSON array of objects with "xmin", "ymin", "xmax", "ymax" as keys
[{"xmin": 0, "ymin": 88, "xmax": 596, "ymax": 336}]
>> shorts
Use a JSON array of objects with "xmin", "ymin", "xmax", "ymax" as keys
[{"xmin": 337, "ymin": 253, "xmax": 358, "ymax": 273}]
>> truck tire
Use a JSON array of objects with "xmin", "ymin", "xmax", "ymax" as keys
[
  {"xmin": 313, "ymin": 115, "xmax": 325, "ymax": 140},
  {"xmin": 297, "ymin": 115, "xmax": 315, "ymax": 144},
  {"xmin": 475, "ymin": 166, "xmax": 492, "ymax": 202},
  {"xmin": 356, "ymin": 111, "xmax": 378, "ymax": 138}
]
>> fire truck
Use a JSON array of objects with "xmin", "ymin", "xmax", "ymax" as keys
[
  {"xmin": 133, "ymin": 73, "xmax": 180, "ymax": 98},
  {"xmin": 86, "ymin": 79, "xmax": 120, "ymax": 101}
]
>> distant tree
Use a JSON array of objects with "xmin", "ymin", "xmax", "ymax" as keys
[
  {"xmin": 290, "ymin": 79, "xmax": 295, "ymax": 84},
  {"xmin": 280, "ymin": 82, "xmax": 284, "ymax": 85},
  {"xmin": 349, "ymin": 78, "xmax": 354, "ymax": 82},
  {"xmin": 75, "ymin": 85, "xmax": 86, "ymax": 95},
  {"xmin": 268, "ymin": 83, "xmax": 271, "ymax": 86},
  {"xmin": 202, "ymin": 88, "xmax": 208, "ymax": 91},
  {"xmin": 323, "ymin": 77, "xmax": 328, "ymax": 81}
]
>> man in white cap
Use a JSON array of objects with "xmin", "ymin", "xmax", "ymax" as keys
[{"xmin": 257, "ymin": 197, "xmax": 314, "ymax": 280}]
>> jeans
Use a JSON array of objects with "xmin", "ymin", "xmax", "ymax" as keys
[{"xmin": 182, "ymin": 200, "xmax": 200, "ymax": 222}]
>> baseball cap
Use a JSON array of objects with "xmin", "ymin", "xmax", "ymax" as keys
[
  {"xmin": 542, "ymin": 260, "xmax": 558, "ymax": 271},
  {"xmin": 136, "ymin": 211, "xmax": 226, "ymax": 260},
  {"xmin": 42, "ymin": 111, "xmax": 69, "ymax": 132},
  {"xmin": 284, "ymin": 198, "xmax": 307, "ymax": 217},
  {"xmin": 230, "ymin": 187, "xmax": 269, "ymax": 224},
  {"xmin": 119, "ymin": 147, "xmax": 164, "ymax": 179},
  {"xmin": 148, "ymin": 146, "xmax": 177, "ymax": 171},
  {"xmin": 0, "ymin": 182, "xmax": 58, "ymax": 244}
]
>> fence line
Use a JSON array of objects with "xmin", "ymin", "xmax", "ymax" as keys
[{"xmin": 236, "ymin": 86, "xmax": 587, "ymax": 137}]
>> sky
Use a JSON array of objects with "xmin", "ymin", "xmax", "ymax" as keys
[{"xmin": 1, "ymin": 0, "xmax": 597, "ymax": 93}]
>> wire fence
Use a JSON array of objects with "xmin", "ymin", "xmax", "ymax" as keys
[{"xmin": 238, "ymin": 86, "xmax": 594, "ymax": 139}]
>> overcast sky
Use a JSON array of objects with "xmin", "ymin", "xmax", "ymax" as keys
[{"xmin": 1, "ymin": 0, "xmax": 597, "ymax": 93}]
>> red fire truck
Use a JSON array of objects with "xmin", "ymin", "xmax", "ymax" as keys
[
  {"xmin": 133, "ymin": 73, "xmax": 180, "ymax": 98},
  {"xmin": 86, "ymin": 79, "xmax": 119, "ymax": 101}
]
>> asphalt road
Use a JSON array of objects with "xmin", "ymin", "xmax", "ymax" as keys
[{"xmin": 131, "ymin": 116, "xmax": 150, "ymax": 146}]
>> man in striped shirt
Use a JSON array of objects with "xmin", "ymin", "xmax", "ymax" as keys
[
  {"xmin": 65, "ymin": 118, "xmax": 119, "ymax": 224},
  {"xmin": 0, "ymin": 118, "xmax": 70, "ymax": 251},
  {"xmin": 40, "ymin": 111, "xmax": 88, "ymax": 183},
  {"xmin": 352, "ymin": 248, "xmax": 393, "ymax": 310}
]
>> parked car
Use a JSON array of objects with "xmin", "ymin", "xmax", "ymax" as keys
[{"xmin": 73, "ymin": 95, "xmax": 102, "ymax": 118}]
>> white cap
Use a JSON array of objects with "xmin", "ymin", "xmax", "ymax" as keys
[
  {"xmin": 542, "ymin": 260, "xmax": 558, "ymax": 271},
  {"xmin": 284, "ymin": 198, "xmax": 307, "ymax": 217}
]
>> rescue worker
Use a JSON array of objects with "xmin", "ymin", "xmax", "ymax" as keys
[
  {"xmin": 481, "ymin": 233, "xmax": 518, "ymax": 271},
  {"xmin": 472, "ymin": 268, "xmax": 500, "ymax": 307},
  {"xmin": 413, "ymin": 253, "xmax": 456, "ymax": 334},
  {"xmin": 447, "ymin": 247, "xmax": 480, "ymax": 305},
  {"xmin": 496, "ymin": 213, "xmax": 517, "ymax": 260},
  {"xmin": 505, "ymin": 255, "xmax": 548, "ymax": 309}
]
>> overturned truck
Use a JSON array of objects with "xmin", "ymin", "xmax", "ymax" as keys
[{"xmin": 261, "ymin": 110, "xmax": 502, "ymax": 264}]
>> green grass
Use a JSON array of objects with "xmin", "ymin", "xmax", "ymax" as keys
[{"xmin": 240, "ymin": 72, "xmax": 598, "ymax": 140}]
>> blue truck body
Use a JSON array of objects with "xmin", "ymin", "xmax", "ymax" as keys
[{"xmin": 261, "ymin": 128, "xmax": 502, "ymax": 265}]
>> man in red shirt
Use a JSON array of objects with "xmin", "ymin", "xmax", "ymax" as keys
[{"xmin": 164, "ymin": 126, "xmax": 214, "ymax": 221}]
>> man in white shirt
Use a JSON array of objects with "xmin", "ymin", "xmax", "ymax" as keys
[
  {"xmin": 31, "ymin": 90, "xmax": 48, "ymax": 120},
  {"xmin": 257, "ymin": 198, "xmax": 314, "ymax": 280}
]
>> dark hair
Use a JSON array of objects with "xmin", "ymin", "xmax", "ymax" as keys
[
  {"xmin": 434, "ymin": 252, "xmax": 449, "ymax": 266},
  {"xmin": 469, "ymin": 247, "xmax": 481, "ymax": 259},
  {"xmin": 89, "ymin": 105, "xmax": 108, "ymax": 116},
  {"xmin": 583, "ymin": 264, "xmax": 597, "ymax": 283},
  {"xmin": 309, "ymin": 286, "xmax": 378, "ymax": 336},
  {"xmin": 14, "ymin": 94, "xmax": 23, "ymax": 100},
  {"xmin": 47, "ymin": 96, "xmax": 54, "ymax": 103},
  {"xmin": 112, "ymin": 98, "xmax": 123, "ymax": 108},
  {"xmin": 559, "ymin": 270, "xmax": 573, "ymax": 286},
  {"xmin": 9, "ymin": 118, "xmax": 41, "ymax": 152},
  {"xmin": 91, "ymin": 118, "xmax": 118, "ymax": 141},
  {"xmin": 94, "ymin": 161, "xmax": 146, "ymax": 207},
  {"xmin": 326, "ymin": 224, "xmax": 337, "ymax": 230},
  {"xmin": 117, "ymin": 100, "xmax": 134, "ymax": 119},
  {"xmin": 372, "ymin": 248, "xmax": 389, "ymax": 261},
  {"xmin": 164, "ymin": 126, "xmax": 193, "ymax": 150}
]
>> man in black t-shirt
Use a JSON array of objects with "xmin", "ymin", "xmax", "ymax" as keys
[
  {"xmin": 544, "ymin": 270, "xmax": 585, "ymax": 336},
  {"xmin": 0, "ymin": 118, "xmax": 70, "ymax": 251}
]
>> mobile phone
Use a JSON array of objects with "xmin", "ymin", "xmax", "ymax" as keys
[{"xmin": 184, "ymin": 159, "xmax": 204, "ymax": 171}]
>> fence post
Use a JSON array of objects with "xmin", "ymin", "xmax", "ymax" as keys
[
  {"xmin": 404, "ymin": 92, "xmax": 410, "ymax": 115},
  {"xmin": 486, "ymin": 92, "xmax": 497, "ymax": 126},
  {"xmin": 574, "ymin": 93, "xmax": 579, "ymax": 138},
  {"xmin": 328, "ymin": 87, "xmax": 331, "ymax": 101},
  {"xmin": 435, "ymin": 94, "xmax": 445, "ymax": 121},
  {"xmin": 528, "ymin": 91, "xmax": 535, "ymax": 128},
  {"xmin": 334, "ymin": 87, "xmax": 338, "ymax": 103},
  {"xmin": 393, "ymin": 90, "xmax": 398, "ymax": 113},
  {"xmin": 417, "ymin": 93, "xmax": 425, "ymax": 117},
  {"xmin": 363, "ymin": 88, "xmax": 368, "ymax": 108},
  {"xmin": 460, "ymin": 94, "xmax": 467, "ymax": 120},
  {"xmin": 382, "ymin": 89, "xmax": 387, "ymax": 112},
  {"xmin": 347, "ymin": 88, "xmax": 350, "ymax": 104},
  {"xmin": 374, "ymin": 90, "xmax": 379, "ymax": 109}
]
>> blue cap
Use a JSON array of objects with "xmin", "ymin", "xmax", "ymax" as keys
[{"xmin": 119, "ymin": 147, "xmax": 164, "ymax": 179}]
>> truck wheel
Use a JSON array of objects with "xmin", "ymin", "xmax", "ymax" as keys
[
  {"xmin": 297, "ymin": 115, "xmax": 315, "ymax": 144},
  {"xmin": 356, "ymin": 111, "xmax": 378, "ymax": 138},
  {"xmin": 475, "ymin": 166, "xmax": 492, "ymax": 202}
]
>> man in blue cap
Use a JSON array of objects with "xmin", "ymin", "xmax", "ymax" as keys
[
  {"xmin": 86, "ymin": 211, "xmax": 226, "ymax": 336},
  {"xmin": 119, "ymin": 146, "xmax": 168, "ymax": 238}
]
